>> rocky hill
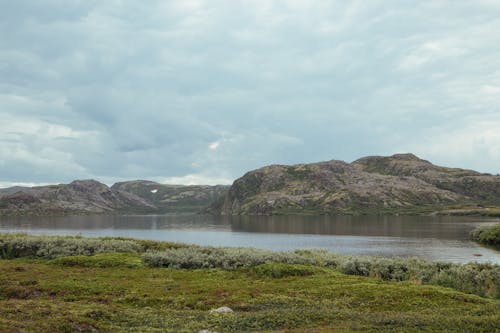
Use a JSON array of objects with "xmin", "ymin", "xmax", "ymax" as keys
[
  {"xmin": 0, "ymin": 180, "xmax": 155, "ymax": 216},
  {"xmin": 2, "ymin": 154, "xmax": 499, "ymax": 216},
  {"xmin": 217, "ymin": 154, "xmax": 500, "ymax": 215},
  {"xmin": 111, "ymin": 180, "xmax": 229, "ymax": 213}
]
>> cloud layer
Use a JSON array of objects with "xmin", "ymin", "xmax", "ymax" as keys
[{"xmin": 1, "ymin": 0, "xmax": 500, "ymax": 186}]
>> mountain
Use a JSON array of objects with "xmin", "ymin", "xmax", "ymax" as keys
[
  {"xmin": 0, "ymin": 186, "xmax": 30, "ymax": 196},
  {"xmin": 0, "ymin": 179, "xmax": 229, "ymax": 216},
  {"xmin": 216, "ymin": 153, "xmax": 500, "ymax": 215},
  {"xmin": 2, "ymin": 154, "xmax": 499, "ymax": 217},
  {"xmin": 0, "ymin": 180, "xmax": 155, "ymax": 216},
  {"xmin": 353, "ymin": 154, "xmax": 500, "ymax": 201},
  {"xmin": 111, "ymin": 180, "xmax": 229, "ymax": 213}
]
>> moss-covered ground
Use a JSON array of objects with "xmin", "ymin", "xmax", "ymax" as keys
[{"xmin": 1, "ymin": 253, "xmax": 499, "ymax": 332}]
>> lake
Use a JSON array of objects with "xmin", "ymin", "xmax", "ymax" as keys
[{"xmin": 0, "ymin": 214, "xmax": 499, "ymax": 264}]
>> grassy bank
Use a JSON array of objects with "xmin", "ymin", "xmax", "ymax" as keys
[
  {"xmin": 0, "ymin": 234, "xmax": 499, "ymax": 332},
  {"xmin": 471, "ymin": 223, "xmax": 500, "ymax": 248}
]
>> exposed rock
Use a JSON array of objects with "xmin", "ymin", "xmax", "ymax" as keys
[
  {"xmin": 0, "ymin": 186, "xmax": 30, "ymax": 198},
  {"xmin": 209, "ymin": 306, "xmax": 234, "ymax": 314},
  {"xmin": 3, "ymin": 153, "xmax": 499, "ymax": 217},
  {"xmin": 111, "ymin": 180, "xmax": 229, "ymax": 213},
  {"xmin": 216, "ymin": 153, "xmax": 500, "ymax": 215},
  {"xmin": 0, "ymin": 179, "xmax": 229, "ymax": 216},
  {"xmin": 0, "ymin": 179, "xmax": 155, "ymax": 216},
  {"xmin": 353, "ymin": 154, "xmax": 500, "ymax": 201}
]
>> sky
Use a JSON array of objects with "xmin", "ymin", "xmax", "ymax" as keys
[{"xmin": 1, "ymin": 0, "xmax": 500, "ymax": 187}]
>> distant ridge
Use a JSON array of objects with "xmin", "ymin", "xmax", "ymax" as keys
[
  {"xmin": 111, "ymin": 180, "xmax": 229, "ymax": 213},
  {"xmin": 1, "ymin": 154, "xmax": 499, "ymax": 216},
  {"xmin": 215, "ymin": 153, "xmax": 500, "ymax": 215},
  {"xmin": 0, "ymin": 180, "xmax": 155, "ymax": 216},
  {"xmin": 0, "ymin": 179, "xmax": 229, "ymax": 216}
]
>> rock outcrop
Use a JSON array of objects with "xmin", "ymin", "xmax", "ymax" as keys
[
  {"xmin": 216, "ymin": 154, "xmax": 500, "ymax": 215},
  {"xmin": 2, "ymin": 153, "xmax": 499, "ymax": 216},
  {"xmin": 0, "ymin": 180, "xmax": 155, "ymax": 216}
]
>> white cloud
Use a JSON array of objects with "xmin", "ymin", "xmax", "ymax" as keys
[
  {"xmin": 208, "ymin": 141, "xmax": 220, "ymax": 151},
  {"xmin": 162, "ymin": 174, "xmax": 232, "ymax": 185},
  {"xmin": 398, "ymin": 39, "xmax": 467, "ymax": 70},
  {"xmin": 0, "ymin": 181, "xmax": 50, "ymax": 189},
  {"xmin": 402, "ymin": 119, "xmax": 500, "ymax": 172},
  {"xmin": 481, "ymin": 85, "xmax": 500, "ymax": 95}
]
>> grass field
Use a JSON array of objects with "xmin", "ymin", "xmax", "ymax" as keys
[{"xmin": 0, "ymin": 235, "xmax": 499, "ymax": 332}]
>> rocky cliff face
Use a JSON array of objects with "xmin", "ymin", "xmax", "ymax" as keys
[
  {"xmin": 111, "ymin": 180, "xmax": 229, "ymax": 213},
  {"xmin": 0, "ymin": 180, "xmax": 155, "ymax": 216},
  {"xmin": 217, "ymin": 154, "xmax": 500, "ymax": 215}
]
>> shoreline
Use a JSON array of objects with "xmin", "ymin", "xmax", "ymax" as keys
[
  {"xmin": 1, "ymin": 233, "xmax": 499, "ymax": 332},
  {"xmin": 1, "ymin": 233, "xmax": 499, "ymax": 298}
]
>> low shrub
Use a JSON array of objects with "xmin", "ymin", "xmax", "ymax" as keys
[
  {"xmin": 470, "ymin": 223, "xmax": 500, "ymax": 247},
  {"xmin": 430, "ymin": 262, "xmax": 500, "ymax": 298},
  {"xmin": 141, "ymin": 247, "xmax": 316, "ymax": 269},
  {"xmin": 98, "ymin": 237, "xmax": 189, "ymax": 252},
  {"xmin": 0, "ymin": 235, "xmax": 142, "ymax": 259},
  {"xmin": 142, "ymin": 247, "xmax": 500, "ymax": 298},
  {"xmin": 1, "ymin": 234, "xmax": 498, "ymax": 299}
]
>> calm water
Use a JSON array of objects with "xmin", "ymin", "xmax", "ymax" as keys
[{"xmin": 0, "ymin": 214, "xmax": 499, "ymax": 263}]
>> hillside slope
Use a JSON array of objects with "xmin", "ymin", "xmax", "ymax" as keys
[
  {"xmin": 111, "ymin": 180, "xmax": 229, "ymax": 213},
  {"xmin": 217, "ymin": 153, "xmax": 500, "ymax": 215},
  {"xmin": 0, "ymin": 180, "xmax": 155, "ymax": 216}
]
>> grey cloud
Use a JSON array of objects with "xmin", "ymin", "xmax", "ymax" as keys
[{"xmin": 1, "ymin": 0, "xmax": 500, "ymax": 186}]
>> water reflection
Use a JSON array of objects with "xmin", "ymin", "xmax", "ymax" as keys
[
  {"xmin": 0, "ymin": 214, "xmax": 498, "ymax": 263},
  {"xmin": 226, "ymin": 215, "xmax": 490, "ymax": 240}
]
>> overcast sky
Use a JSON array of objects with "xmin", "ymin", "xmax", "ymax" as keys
[{"xmin": 1, "ymin": 0, "xmax": 500, "ymax": 187}]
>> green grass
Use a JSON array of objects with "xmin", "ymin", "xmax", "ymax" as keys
[
  {"xmin": 2, "ymin": 234, "xmax": 500, "ymax": 298},
  {"xmin": 0, "ymin": 234, "xmax": 499, "ymax": 332},
  {"xmin": 143, "ymin": 247, "xmax": 500, "ymax": 299},
  {"xmin": 0, "ymin": 255, "xmax": 499, "ymax": 332}
]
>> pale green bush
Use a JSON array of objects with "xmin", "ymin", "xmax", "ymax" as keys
[
  {"xmin": 142, "ymin": 246, "xmax": 315, "ymax": 269},
  {"xmin": 0, "ymin": 235, "xmax": 141, "ymax": 259},
  {"xmin": 142, "ymin": 247, "xmax": 500, "ymax": 298},
  {"xmin": 1, "ymin": 234, "xmax": 498, "ymax": 298},
  {"xmin": 430, "ymin": 262, "xmax": 500, "ymax": 298}
]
